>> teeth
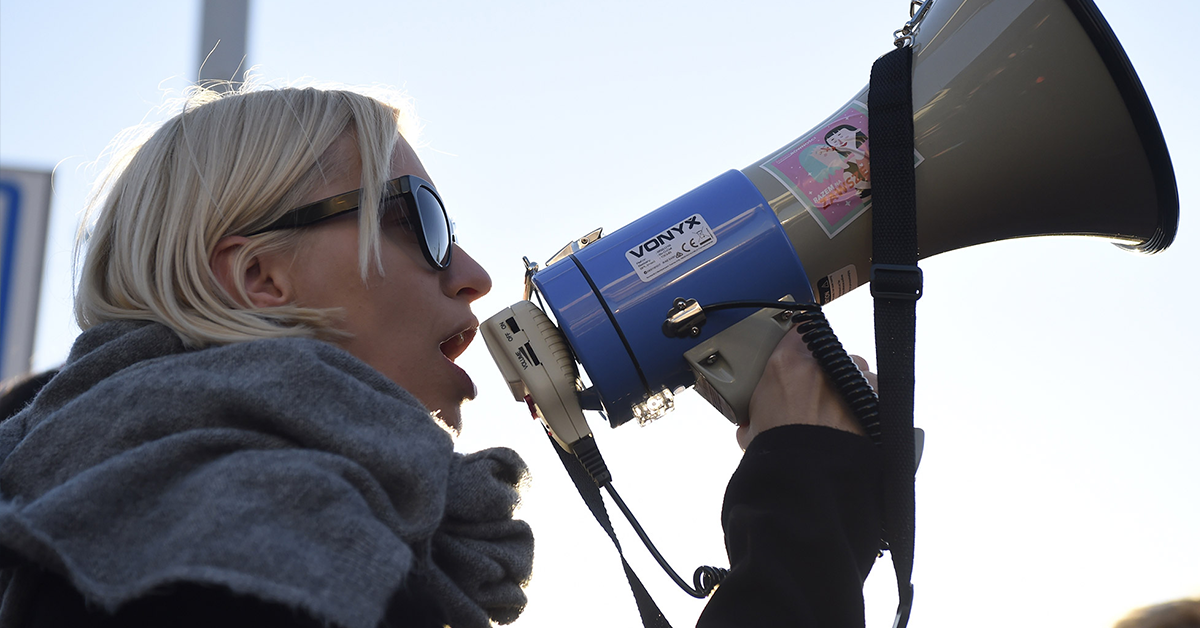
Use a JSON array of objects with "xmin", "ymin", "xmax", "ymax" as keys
[{"xmin": 457, "ymin": 332, "xmax": 465, "ymax": 344}]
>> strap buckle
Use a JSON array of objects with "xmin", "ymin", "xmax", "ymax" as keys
[{"xmin": 870, "ymin": 264, "xmax": 923, "ymax": 301}]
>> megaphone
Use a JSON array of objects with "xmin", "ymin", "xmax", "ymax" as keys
[{"xmin": 482, "ymin": 0, "xmax": 1177, "ymax": 447}]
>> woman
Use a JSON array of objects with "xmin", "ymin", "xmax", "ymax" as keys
[{"xmin": 0, "ymin": 85, "xmax": 881, "ymax": 627}]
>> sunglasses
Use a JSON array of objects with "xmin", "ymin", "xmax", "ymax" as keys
[{"xmin": 248, "ymin": 174, "xmax": 454, "ymax": 270}]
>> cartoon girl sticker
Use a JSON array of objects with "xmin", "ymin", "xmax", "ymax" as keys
[
  {"xmin": 816, "ymin": 124, "xmax": 871, "ymax": 205},
  {"xmin": 761, "ymin": 100, "xmax": 908, "ymax": 238}
]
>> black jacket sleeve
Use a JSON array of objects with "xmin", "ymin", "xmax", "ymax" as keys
[{"xmin": 697, "ymin": 424, "xmax": 882, "ymax": 627}]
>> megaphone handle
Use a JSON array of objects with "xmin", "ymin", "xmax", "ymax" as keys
[{"xmin": 682, "ymin": 298, "xmax": 884, "ymax": 443}]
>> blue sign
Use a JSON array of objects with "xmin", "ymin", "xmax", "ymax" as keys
[{"xmin": 0, "ymin": 168, "xmax": 53, "ymax": 381}]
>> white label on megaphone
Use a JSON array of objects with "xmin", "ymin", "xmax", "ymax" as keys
[
  {"xmin": 818, "ymin": 264, "xmax": 859, "ymax": 303},
  {"xmin": 624, "ymin": 212, "xmax": 717, "ymax": 282}
]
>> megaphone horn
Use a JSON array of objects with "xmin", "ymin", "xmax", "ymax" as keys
[{"xmin": 744, "ymin": 0, "xmax": 1177, "ymax": 307}]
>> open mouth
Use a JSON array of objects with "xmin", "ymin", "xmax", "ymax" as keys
[{"xmin": 439, "ymin": 327, "xmax": 477, "ymax": 362}]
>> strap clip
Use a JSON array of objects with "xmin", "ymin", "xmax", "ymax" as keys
[{"xmin": 870, "ymin": 264, "xmax": 924, "ymax": 301}]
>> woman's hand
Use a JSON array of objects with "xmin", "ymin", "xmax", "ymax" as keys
[{"xmin": 737, "ymin": 327, "xmax": 876, "ymax": 450}]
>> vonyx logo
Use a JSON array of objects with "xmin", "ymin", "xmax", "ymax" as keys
[
  {"xmin": 624, "ymin": 212, "xmax": 715, "ymax": 283},
  {"xmin": 628, "ymin": 215, "xmax": 703, "ymax": 259}
]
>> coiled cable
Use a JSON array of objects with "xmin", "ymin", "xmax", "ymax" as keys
[
  {"xmin": 791, "ymin": 307, "xmax": 883, "ymax": 446},
  {"xmin": 604, "ymin": 483, "xmax": 728, "ymax": 599},
  {"xmin": 572, "ymin": 435, "xmax": 728, "ymax": 598},
  {"xmin": 693, "ymin": 565, "xmax": 731, "ymax": 596}
]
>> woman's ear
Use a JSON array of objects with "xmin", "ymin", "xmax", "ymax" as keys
[{"xmin": 210, "ymin": 235, "xmax": 294, "ymax": 308}]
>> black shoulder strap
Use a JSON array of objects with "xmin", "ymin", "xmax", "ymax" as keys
[
  {"xmin": 868, "ymin": 44, "xmax": 919, "ymax": 628},
  {"xmin": 551, "ymin": 432, "xmax": 673, "ymax": 628}
]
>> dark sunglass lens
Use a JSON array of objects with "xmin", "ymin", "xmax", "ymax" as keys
[
  {"xmin": 380, "ymin": 195, "xmax": 409, "ymax": 224},
  {"xmin": 415, "ymin": 186, "xmax": 451, "ymax": 267}
]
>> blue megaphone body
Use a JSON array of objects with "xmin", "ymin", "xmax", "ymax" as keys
[{"xmin": 530, "ymin": 171, "xmax": 812, "ymax": 427}]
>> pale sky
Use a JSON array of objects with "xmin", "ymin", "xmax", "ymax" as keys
[{"xmin": 2, "ymin": 1, "xmax": 1197, "ymax": 626}]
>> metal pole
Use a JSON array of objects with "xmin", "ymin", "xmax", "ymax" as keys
[{"xmin": 197, "ymin": 0, "xmax": 250, "ymax": 91}]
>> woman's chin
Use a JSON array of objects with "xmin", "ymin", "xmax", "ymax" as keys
[{"xmin": 430, "ymin": 405, "xmax": 463, "ymax": 436}]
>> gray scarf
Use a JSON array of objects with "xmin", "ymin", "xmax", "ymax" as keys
[{"xmin": 0, "ymin": 321, "xmax": 533, "ymax": 628}]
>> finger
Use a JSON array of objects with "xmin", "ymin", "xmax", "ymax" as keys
[
  {"xmin": 735, "ymin": 423, "xmax": 752, "ymax": 451},
  {"xmin": 850, "ymin": 354, "xmax": 870, "ymax": 372},
  {"xmin": 850, "ymin": 354, "xmax": 878, "ymax": 391},
  {"xmin": 778, "ymin": 326, "xmax": 817, "ymax": 360}
]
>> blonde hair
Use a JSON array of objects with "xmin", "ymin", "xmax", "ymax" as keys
[{"xmin": 75, "ymin": 83, "xmax": 419, "ymax": 347}]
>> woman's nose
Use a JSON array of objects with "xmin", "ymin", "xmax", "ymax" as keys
[{"xmin": 446, "ymin": 244, "xmax": 492, "ymax": 301}]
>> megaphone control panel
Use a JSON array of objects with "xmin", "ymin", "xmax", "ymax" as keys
[{"xmin": 481, "ymin": 301, "xmax": 592, "ymax": 452}]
